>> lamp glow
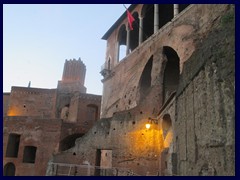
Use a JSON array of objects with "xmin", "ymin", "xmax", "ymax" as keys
[{"xmin": 145, "ymin": 123, "xmax": 151, "ymax": 129}]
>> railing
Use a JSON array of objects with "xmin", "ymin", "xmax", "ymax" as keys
[{"xmin": 46, "ymin": 162, "xmax": 140, "ymax": 176}]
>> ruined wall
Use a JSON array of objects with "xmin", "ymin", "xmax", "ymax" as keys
[
  {"xmin": 58, "ymin": 93, "xmax": 101, "ymax": 137},
  {"xmin": 68, "ymin": 93, "xmax": 101, "ymax": 124},
  {"xmin": 173, "ymin": 6, "xmax": 235, "ymax": 175},
  {"xmin": 3, "ymin": 93, "xmax": 10, "ymax": 117},
  {"xmin": 50, "ymin": 110, "xmax": 165, "ymax": 176},
  {"xmin": 101, "ymin": 4, "xmax": 229, "ymax": 118},
  {"xmin": 3, "ymin": 117, "xmax": 62, "ymax": 176},
  {"xmin": 56, "ymin": 93, "xmax": 101, "ymax": 151},
  {"xmin": 7, "ymin": 87, "xmax": 57, "ymax": 118},
  {"xmin": 60, "ymin": 93, "xmax": 102, "ymax": 141}
]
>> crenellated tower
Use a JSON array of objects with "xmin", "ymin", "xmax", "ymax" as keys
[{"xmin": 57, "ymin": 58, "xmax": 86, "ymax": 93}]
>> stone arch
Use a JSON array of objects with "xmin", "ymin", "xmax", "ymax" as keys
[
  {"xmin": 139, "ymin": 56, "xmax": 153, "ymax": 100},
  {"xmin": 59, "ymin": 133, "xmax": 84, "ymax": 152},
  {"xmin": 162, "ymin": 46, "xmax": 180, "ymax": 103},
  {"xmin": 4, "ymin": 162, "xmax": 15, "ymax": 176},
  {"xmin": 118, "ymin": 24, "xmax": 127, "ymax": 61}
]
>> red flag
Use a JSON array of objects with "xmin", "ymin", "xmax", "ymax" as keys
[{"xmin": 127, "ymin": 10, "xmax": 135, "ymax": 30}]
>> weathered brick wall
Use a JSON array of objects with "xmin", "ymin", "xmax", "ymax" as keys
[
  {"xmin": 3, "ymin": 117, "xmax": 62, "ymax": 176},
  {"xmin": 7, "ymin": 87, "xmax": 57, "ymax": 118}
]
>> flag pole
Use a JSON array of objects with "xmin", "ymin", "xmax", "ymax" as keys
[{"xmin": 123, "ymin": 4, "xmax": 149, "ymax": 39}]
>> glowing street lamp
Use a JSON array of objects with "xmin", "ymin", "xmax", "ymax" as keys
[
  {"xmin": 145, "ymin": 123, "xmax": 151, "ymax": 129},
  {"xmin": 145, "ymin": 117, "xmax": 158, "ymax": 129}
]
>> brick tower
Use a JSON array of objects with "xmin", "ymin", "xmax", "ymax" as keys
[{"xmin": 57, "ymin": 58, "xmax": 86, "ymax": 93}]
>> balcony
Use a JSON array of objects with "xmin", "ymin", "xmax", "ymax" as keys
[{"xmin": 100, "ymin": 63, "xmax": 115, "ymax": 82}]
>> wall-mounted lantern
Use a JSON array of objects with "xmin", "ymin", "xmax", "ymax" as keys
[{"xmin": 145, "ymin": 117, "xmax": 158, "ymax": 129}]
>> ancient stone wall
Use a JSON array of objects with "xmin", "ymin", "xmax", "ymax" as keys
[
  {"xmin": 174, "ymin": 7, "xmax": 235, "ymax": 175},
  {"xmin": 7, "ymin": 87, "xmax": 57, "ymax": 118}
]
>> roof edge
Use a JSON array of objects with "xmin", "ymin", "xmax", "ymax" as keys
[{"xmin": 101, "ymin": 4, "xmax": 137, "ymax": 40}]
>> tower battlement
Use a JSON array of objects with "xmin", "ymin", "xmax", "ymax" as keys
[
  {"xmin": 58, "ymin": 58, "xmax": 87, "ymax": 93},
  {"xmin": 62, "ymin": 57, "xmax": 86, "ymax": 86}
]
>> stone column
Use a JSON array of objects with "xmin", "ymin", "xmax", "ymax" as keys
[
  {"xmin": 126, "ymin": 26, "xmax": 130, "ymax": 55},
  {"xmin": 139, "ymin": 16, "xmax": 143, "ymax": 45},
  {"xmin": 174, "ymin": 4, "xmax": 179, "ymax": 17},
  {"xmin": 154, "ymin": 4, "xmax": 159, "ymax": 33}
]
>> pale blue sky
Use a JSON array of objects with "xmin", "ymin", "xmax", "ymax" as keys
[{"xmin": 3, "ymin": 4, "xmax": 130, "ymax": 95}]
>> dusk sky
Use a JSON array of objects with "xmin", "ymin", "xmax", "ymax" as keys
[{"xmin": 3, "ymin": 4, "xmax": 130, "ymax": 95}]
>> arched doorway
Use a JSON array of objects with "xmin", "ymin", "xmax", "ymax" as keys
[
  {"xmin": 4, "ymin": 162, "xmax": 15, "ymax": 176},
  {"xmin": 162, "ymin": 46, "xmax": 180, "ymax": 103}
]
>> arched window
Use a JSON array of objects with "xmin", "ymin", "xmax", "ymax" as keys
[
  {"xmin": 118, "ymin": 24, "xmax": 127, "ymax": 61},
  {"xmin": 162, "ymin": 46, "xmax": 180, "ymax": 103},
  {"xmin": 4, "ymin": 162, "xmax": 15, "ymax": 176}
]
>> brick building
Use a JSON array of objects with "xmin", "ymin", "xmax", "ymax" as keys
[
  {"xmin": 46, "ymin": 4, "xmax": 235, "ymax": 176},
  {"xmin": 3, "ymin": 4, "xmax": 235, "ymax": 176},
  {"xmin": 3, "ymin": 58, "xmax": 102, "ymax": 176}
]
